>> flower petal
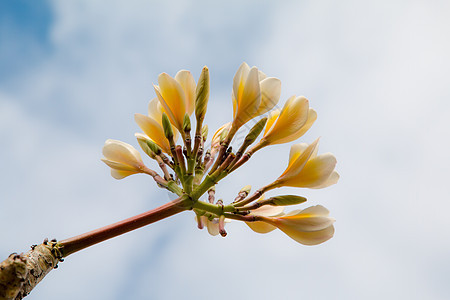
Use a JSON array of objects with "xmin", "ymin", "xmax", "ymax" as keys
[
  {"xmin": 310, "ymin": 170, "xmax": 340, "ymax": 189},
  {"xmin": 263, "ymin": 96, "xmax": 310, "ymax": 145},
  {"xmin": 280, "ymin": 224, "xmax": 335, "ymax": 245},
  {"xmin": 147, "ymin": 98, "xmax": 164, "ymax": 125},
  {"xmin": 234, "ymin": 67, "xmax": 261, "ymax": 127},
  {"xmin": 289, "ymin": 143, "xmax": 309, "ymax": 164},
  {"xmin": 250, "ymin": 205, "xmax": 285, "ymax": 217},
  {"xmin": 157, "ymin": 73, "xmax": 186, "ymax": 130},
  {"xmin": 134, "ymin": 113, "xmax": 171, "ymax": 154},
  {"xmin": 102, "ymin": 139, "xmax": 143, "ymax": 168},
  {"xmin": 283, "ymin": 153, "xmax": 337, "ymax": 188},
  {"xmin": 282, "ymin": 108, "xmax": 317, "ymax": 143},
  {"xmin": 205, "ymin": 218, "xmax": 220, "ymax": 236},
  {"xmin": 110, "ymin": 169, "xmax": 140, "ymax": 180},
  {"xmin": 264, "ymin": 109, "xmax": 280, "ymax": 136},
  {"xmin": 279, "ymin": 138, "xmax": 320, "ymax": 181},
  {"xmin": 232, "ymin": 62, "xmax": 250, "ymax": 104},
  {"xmin": 246, "ymin": 221, "xmax": 277, "ymax": 234},
  {"xmin": 175, "ymin": 70, "xmax": 196, "ymax": 116},
  {"xmin": 255, "ymin": 77, "xmax": 281, "ymax": 116},
  {"xmin": 101, "ymin": 159, "xmax": 140, "ymax": 172}
]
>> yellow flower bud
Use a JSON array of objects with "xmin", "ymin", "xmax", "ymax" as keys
[
  {"xmin": 261, "ymin": 96, "xmax": 316, "ymax": 146},
  {"xmin": 210, "ymin": 122, "xmax": 231, "ymax": 156},
  {"xmin": 101, "ymin": 139, "xmax": 145, "ymax": 179},
  {"xmin": 273, "ymin": 139, "xmax": 339, "ymax": 189}
]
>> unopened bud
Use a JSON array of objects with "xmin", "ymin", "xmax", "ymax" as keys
[
  {"xmin": 135, "ymin": 133, "xmax": 157, "ymax": 159},
  {"xmin": 219, "ymin": 215, "xmax": 227, "ymax": 237},
  {"xmin": 195, "ymin": 66, "xmax": 210, "ymax": 123},
  {"xmin": 202, "ymin": 124, "xmax": 208, "ymax": 141},
  {"xmin": 161, "ymin": 113, "xmax": 173, "ymax": 139},
  {"xmin": 244, "ymin": 117, "xmax": 267, "ymax": 146},
  {"xmin": 261, "ymin": 195, "xmax": 307, "ymax": 206},
  {"xmin": 183, "ymin": 113, "xmax": 191, "ymax": 132},
  {"xmin": 240, "ymin": 185, "xmax": 252, "ymax": 196}
]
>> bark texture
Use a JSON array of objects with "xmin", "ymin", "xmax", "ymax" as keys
[{"xmin": 0, "ymin": 241, "xmax": 62, "ymax": 300}]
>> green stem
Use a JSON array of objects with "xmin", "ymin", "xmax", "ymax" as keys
[{"xmin": 192, "ymin": 200, "xmax": 236, "ymax": 216}]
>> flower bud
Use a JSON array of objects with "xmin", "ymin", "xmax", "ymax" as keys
[
  {"xmin": 202, "ymin": 124, "xmax": 209, "ymax": 141},
  {"xmin": 183, "ymin": 113, "xmax": 191, "ymax": 132},
  {"xmin": 239, "ymin": 185, "xmax": 252, "ymax": 195},
  {"xmin": 272, "ymin": 139, "xmax": 339, "ymax": 189},
  {"xmin": 261, "ymin": 96, "xmax": 316, "ymax": 146},
  {"xmin": 243, "ymin": 117, "xmax": 267, "ymax": 146},
  {"xmin": 195, "ymin": 66, "xmax": 210, "ymax": 123},
  {"xmin": 161, "ymin": 112, "xmax": 174, "ymax": 140},
  {"xmin": 259, "ymin": 195, "xmax": 307, "ymax": 206},
  {"xmin": 101, "ymin": 139, "xmax": 145, "ymax": 179}
]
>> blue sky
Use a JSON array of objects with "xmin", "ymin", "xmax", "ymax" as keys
[{"xmin": 1, "ymin": 1, "xmax": 450, "ymax": 299}]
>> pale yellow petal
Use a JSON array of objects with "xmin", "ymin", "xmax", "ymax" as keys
[
  {"xmin": 279, "ymin": 138, "xmax": 319, "ymax": 181},
  {"xmin": 264, "ymin": 109, "xmax": 280, "ymax": 136},
  {"xmin": 279, "ymin": 108, "xmax": 317, "ymax": 145},
  {"xmin": 211, "ymin": 122, "xmax": 232, "ymax": 154},
  {"xmin": 147, "ymin": 98, "xmax": 164, "ymax": 125},
  {"xmin": 134, "ymin": 113, "xmax": 171, "ymax": 154},
  {"xmin": 175, "ymin": 70, "xmax": 196, "ymax": 116},
  {"xmin": 289, "ymin": 143, "xmax": 308, "ymax": 164},
  {"xmin": 276, "ymin": 215, "xmax": 334, "ymax": 232},
  {"xmin": 102, "ymin": 139, "xmax": 143, "ymax": 168},
  {"xmin": 280, "ymin": 224, "xmax": 335, "ymax": 245},
  {"xmin": 205, "ymin": 218, "xmax": 220, "ymax": 236},
  {"xmin": 310, "ymin": 170, "xmax": 340, "ymax": 189},
  {"xmin": 234, "ymin": 67, "xmax": 261, "ymax": 127},
  {"xmin": 157, "ymin": 73, "xmax": 186, "ymax": 130},
  {"xmin": 110, "ymin": 169, "xmax": 140, "ymax": 180},
  {"xmin": 283, "ymin": 153, "xmax": 337, "ymax": 188},
  {"xmin": 258, "ymin": 70, "xmax": 267, "ymax": 81},
  {"xmin": 250, "ymin": 205, "xmax": 284, "ymax": 217},
  {"xmin": 246, "ymin": 221, "xmax": 277, "ymax": 234},
  {"xmin": 232, "ymin": 62, "xmax": 250, "ymax": 103},
  {"xmin": 101, "ymin": 159, "xmax": 140, "ymax": 172},
  {"xmin": 263, "ymin": 96, "xmax": 309, "ymax": 145},
  {"xmin": 285, "ymin": 205, "xmax": 330, "ymax": 217},
  {"xmin": 255, "ymin": 77, "xmax": 281, "ymax": 116}
]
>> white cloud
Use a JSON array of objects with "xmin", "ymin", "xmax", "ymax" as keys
[{"xmin": 1, "ymin": 1, "xmax": 450, "ymax": 299}]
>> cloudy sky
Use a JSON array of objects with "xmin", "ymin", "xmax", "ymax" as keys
[{"xmin": 1, "ymin": 1, "xmax": 450, "ymax": 299}]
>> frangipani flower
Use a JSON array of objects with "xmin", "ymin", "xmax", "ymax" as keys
[
  {"xmin": 232, "ymin": 62, "xmax": 281, "ymax": 129},
  {"xmin": 101, "ymin": 139, "xmax": 146, "ymax": 179},
  {"xmin": 154, "ymin": 70, "xmax": 196, "ymax": 132},
  {"xmin": 272, "ymin": 139, "xmax": 339, "ymax": 189},
  {"xmin": 100, "ymin": 63, "xmax": 339, "ymax": 249},
  {"xmin": 261, "ymin": 205, "xmax": 335, "ymax": 245},
  {"xmin": 260, "ymin": 95, "xmax": 316, "ymax": 147},
  {"xmin": 134, "ymin": 98, "xmax": 179, "ymax": 154}
]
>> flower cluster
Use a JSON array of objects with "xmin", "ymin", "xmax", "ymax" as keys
[{"xmin": 102, "ymin": 62, "xmax": 339, "ymax": 245}]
